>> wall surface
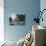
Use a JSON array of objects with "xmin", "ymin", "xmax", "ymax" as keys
[
  {"xmin": 0, "ymin": 0, "xmax": 4, "ymax": 42},
  {"xmin": 40, "ymin": 0, "xmax": 46, "ymax": 45},
  {"xmin": 40, "ymin": 0, "xmax": 46, "ymax": 27},
  {"xmin": 4, "ymin": 0, "xmax": 40, "ymax": 42}
]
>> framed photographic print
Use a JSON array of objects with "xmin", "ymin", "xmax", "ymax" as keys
[{"xmin": 9, "ymin": 13, "xmax": 26, "ymax": 25}]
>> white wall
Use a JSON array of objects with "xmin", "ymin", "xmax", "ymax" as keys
[{"xmin": 0, "ymin": 0, "xmax": 4, "ymax": 42}]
